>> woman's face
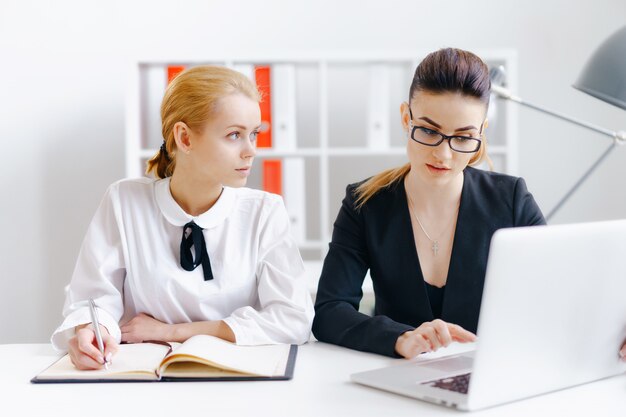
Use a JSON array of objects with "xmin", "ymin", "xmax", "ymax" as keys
[
  {"xmin": 401, "ymin": 91, "xmax": 486, "ymax": 188},
  {"xmin": 186, "ymin": 93, "xmax": 262, "ymax": 187}
]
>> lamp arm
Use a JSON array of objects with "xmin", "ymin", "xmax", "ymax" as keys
[
  {"xmin": 545, "ymin": 142, "xmax": 617, "ymax": 221},
  {"xmin": 491, "ymin": 85, "xmax": 623, "ymax": 140},
  {"xmin": 491, "ymin": 84, "xmax": 626, "ymax": 221}
]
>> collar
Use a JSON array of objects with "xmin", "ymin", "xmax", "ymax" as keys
[{"xmin": 155, "ymin": 177, "xmax": 236, "ymax": 229}]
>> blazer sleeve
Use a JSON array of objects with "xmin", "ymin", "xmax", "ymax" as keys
[
  {"xmin": 512, "ymin": 177, "xmax": 546, "ymax": 226},
  {"xmin": 312, "ymin": 185, "xmax": 413, "ymax": 357}
]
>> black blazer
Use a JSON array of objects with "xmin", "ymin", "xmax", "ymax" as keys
[{"xmin": 312, "ymin": 167, "xmax": 546, "ymax": 357}]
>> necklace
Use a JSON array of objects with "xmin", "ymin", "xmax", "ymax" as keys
[{"xmin": 406, "ymin": 190, "xmax": 459, "ymax": 256}]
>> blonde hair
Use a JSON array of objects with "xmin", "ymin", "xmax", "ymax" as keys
[
  {"xmin": 146, "ymin": 65, "xmax": 261, "ymax": 179},
  {"xmin": 354, "ymin": 163, "xmax": 412, "ymax": 209}
]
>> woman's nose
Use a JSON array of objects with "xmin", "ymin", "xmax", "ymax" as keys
[
  {"xmin": 432, "ymin": 138, "xmax": 453, "ymax": 159},
  {"xmin": 242, "ymin": 137, "xmax": 256, "ymax": 159}
]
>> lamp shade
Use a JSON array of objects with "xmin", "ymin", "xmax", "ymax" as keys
[{"xmin": 573, "ymin": 25, "xmax": 626, "ymax": 111}]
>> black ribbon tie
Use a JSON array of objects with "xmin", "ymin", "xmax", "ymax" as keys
[{"xmin": 180, "ymin": 221, "xmax": 213, "ymax": 281}]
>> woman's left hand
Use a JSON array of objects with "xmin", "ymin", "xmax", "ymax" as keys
[{"xmin": 121, "ymin": 313, "xmax": 173, "ymax": 343}]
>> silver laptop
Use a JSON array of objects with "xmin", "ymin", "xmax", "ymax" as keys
[{"xmin": 351, "ymin": 220, "xmax": 626, "ymax": 411}]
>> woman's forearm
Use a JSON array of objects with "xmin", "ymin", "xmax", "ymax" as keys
[{"xmin": 169, "ymin": 320, "xmax": 236, "ymax": 343}]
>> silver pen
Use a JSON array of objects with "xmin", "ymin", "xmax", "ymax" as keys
[{"xmin": 88, "ymin": 298, "xmax": 109, "ymax": 370}]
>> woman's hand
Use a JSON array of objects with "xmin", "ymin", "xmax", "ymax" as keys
[
  {"xmin": 68, "ymin": 324, "xmax": 118, "ymax": 370},
  {"xmin": 395, "ymin": 319, "xmax": 477, "ymax": 359},
  {"xmin": 121, "ymin": 313, "xmax": 173, "ymax": 343},
  {"xmin": 620, "ymin": 342, "xmax": 626, "ymax": 361}
]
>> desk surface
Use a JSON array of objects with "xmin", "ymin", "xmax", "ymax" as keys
[{"xmin": 2, "ymin": 342, "xmax": 624, "ymax": 417}]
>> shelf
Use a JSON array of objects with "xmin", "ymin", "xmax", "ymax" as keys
[{"xmin": 128, "ymin": 53, "xmax": 518, "ymax": 294}]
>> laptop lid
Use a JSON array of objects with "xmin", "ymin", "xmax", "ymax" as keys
[
  {"xmin": 467, "ymin": 219, "xmax": 626, "ymax": 410},
  {"xmin": 350, "ymin": 220, "xmax": 626, "ymax": 410}
]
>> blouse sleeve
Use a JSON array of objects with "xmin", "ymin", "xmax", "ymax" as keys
[
  {"xmin": 222, "ymin": 195, "xmax": 314, "ymax": 345},
  {"xmin": 50, "ymin": 183, "xmax": 126, "ymax": 351},
  {"xmin": 312, "ymin": 185, "xmax": 413, "ymax": 357},
  {"xmin": 512, "ymin": 177, "xmax": 547, "ymax": 226}
]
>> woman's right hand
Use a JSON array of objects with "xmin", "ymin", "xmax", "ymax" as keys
[
  {"xmin": 68, "ymin": 324, "xmax": 118, "ymax": 370},
  {"xmin": 395, "ymin": 319, "xmax": 477, "ymax": 359}
]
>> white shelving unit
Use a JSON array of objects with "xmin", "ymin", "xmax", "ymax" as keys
[{"xmin": 126, "ymin": 51, "xmax": 519, "ymax": 295}]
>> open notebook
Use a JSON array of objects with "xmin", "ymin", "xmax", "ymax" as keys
[{"xmin": 32, "ymin": 334, "xmax": 297, "ymax": 383}]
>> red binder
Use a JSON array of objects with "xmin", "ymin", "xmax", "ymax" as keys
[
  {"xmin": 263, "ymin": 160, "xmax": 282, "ymax": 195},
  {"xmin": 255, "ymin": 66, "xmax": 272, "ymax": 148},
  {"xmin": 167, "ymin": 65, "xmax": 186, "ymax": 85}
]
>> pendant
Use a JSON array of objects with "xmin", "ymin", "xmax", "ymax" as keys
[{"xmin": 432, "ymin": 240, "xmax": 439, "ymax": 256}]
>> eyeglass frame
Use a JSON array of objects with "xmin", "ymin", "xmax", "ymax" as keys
[{"xmin": 408, "ymin": 107, "xmax": 484, "ymax": 153}]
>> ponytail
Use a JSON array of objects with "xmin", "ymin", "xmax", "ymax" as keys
[
  {"xmin": 146, "ymin": 142, "xmax": 175, "ymax": 179},
  {"xmin": 354, "ymin": 163, "xmax": 411, "ymax": 210}
]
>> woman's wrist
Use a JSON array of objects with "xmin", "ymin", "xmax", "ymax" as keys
[
  {"xmin": 74, "ymin": 323, "xmax": 110, "ymax": 336},
  {"xmin": 167, "ymin": 320, "xmax": 235, "ymax": 343},
  {"xmin": 168, "ymin": 323, "xmax": 185, "ymax": 342}
]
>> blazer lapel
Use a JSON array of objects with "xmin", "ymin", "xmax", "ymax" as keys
[
  {"xmin": 441, "ymin": 168, "xmax": 491, "ymax": 334},
  {"xmin": 396, "ymin": 180, "xmax": 435, "ymax": 324}
]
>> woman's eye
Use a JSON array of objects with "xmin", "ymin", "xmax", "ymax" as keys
[
  {"xmin": 227, "ymin": 132, "xmax": 240, "ymax": 140},
  {"xmin": 420, "ymin": 127, "xmax": 438, "ymax": 136},
  {"xmin": 454, "ymin": 136, "xmax": 470, "ymax": 142},
  {"xmin": 250, "ymin": 131, "xmax": 259, "ymax": 142}
]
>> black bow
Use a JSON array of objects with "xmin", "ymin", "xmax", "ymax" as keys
[{"xmin": 180, "ymin": 221, "xmax": 213, "ymax": 281}]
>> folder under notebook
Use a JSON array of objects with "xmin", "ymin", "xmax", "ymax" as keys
[{"xmin": 31, "ymin": 335, "xmax": 298, "ymax": 383}]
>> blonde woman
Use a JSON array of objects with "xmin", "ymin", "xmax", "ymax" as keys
[
  {"xmin": 312, "ymin": 48, "xmax": 546, "ymax": 358},
  {"xmin": 52, "ymin": 66, "xmax": 314, "ymax": 370}
]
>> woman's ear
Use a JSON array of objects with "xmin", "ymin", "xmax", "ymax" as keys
[
  {"xmin": 173, "ymin": 122, "xmax": 192, "ymax": 154},
  {"xmin": 400, "ymin": 102, "xmax": 410, "ymax": 133}
]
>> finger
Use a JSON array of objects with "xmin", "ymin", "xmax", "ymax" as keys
[
  {"xmin": 120, "ymin": 322, "xmax": 135, "ymax": 337},
  {"xmin": 448, "ymin": 324, "xmax": 477, "ymax": 342},
  {"xmin": 407, "ymin": 331, "xmax": 432, "ymax": 354},
  {"xmin": 72, "ymin": 351, "xmax": 106, "ymax": 370},
  {"xmin": 68, "ymin": 338, "xmax": 106, "ymax": 370},
  {"xmin": 419, "ymin": 326, "xmax": 442, "ymax": 351},
  {"xmin": 75, "ymin": 328, "xmax": 105, "ymax": 364},
  {"xmin": 103, "ymin": 335, "xmax": 119, "ymax": 363},
  {"xmin": 395, "ymin": 331, "xmax": 429, "ymax": 358},
  {"xmin": 620, "ymin": 345, "xmax": 626, "ymax": 360},
  {"xmin": 403, "ymin": 336, "xmax": 431, "ymax": 358},
  {"xmin": 431, "ymin": 319, "xmax": 453, "ymax": 347},
  {"xmin": 121, "ymin": 331, "xmax": 142, "ymax": 344}
]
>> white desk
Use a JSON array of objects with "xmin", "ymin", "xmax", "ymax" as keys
[{"xmin": 2, "ymin": 342, "xmax": 625, "ymax": 417}]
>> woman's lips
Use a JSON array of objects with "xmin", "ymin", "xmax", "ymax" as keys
[
  {"xmin": 426, "ymin": 163, "xmax": 450, "ymax": 174},
  {"xmin": 236, "ymin": 167, "xmax": 251, "ymax": 177}
]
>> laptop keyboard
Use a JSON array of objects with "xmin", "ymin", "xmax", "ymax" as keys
[{"xmin": 422, "ymin": 372, "xmax": 471, "ymax": 394}]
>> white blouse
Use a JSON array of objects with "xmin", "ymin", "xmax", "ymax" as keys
[{"xmin": 51, "ymin": 177, "xmax": 314, "ymax": 351}]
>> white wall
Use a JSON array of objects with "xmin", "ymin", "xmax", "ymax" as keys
[{"xmin": 1, "ymin": 0, "xmax": 625, "ymax": 343}]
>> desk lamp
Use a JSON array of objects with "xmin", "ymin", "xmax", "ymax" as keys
[{"xmin": 491, "ymin": 25, "xmax": 626, "ymax": 221}]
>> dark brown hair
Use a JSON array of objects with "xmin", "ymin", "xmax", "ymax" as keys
[
  {"xmin": 410, "ymin": 48, "xmax": 491, "ymax": 106},
  {"xmin": 355, "ymin": 48, "xmax": 492, "ymax": 208}
]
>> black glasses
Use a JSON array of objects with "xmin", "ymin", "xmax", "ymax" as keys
[{"xmin": 408, "ymin": 108, "xmax": 482, "ymax": 153}]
